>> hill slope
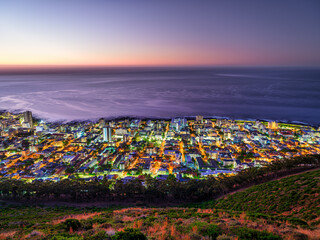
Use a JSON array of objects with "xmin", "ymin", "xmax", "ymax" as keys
[
  {"xmin": 0, "ymin": 170, "xmax": 319, "ymax": 240},
  {"xmin": 196, "ymin": 169, "xmax": 320, "ymax": 228}
]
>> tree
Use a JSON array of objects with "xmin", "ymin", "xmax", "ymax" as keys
[
  {"xmin": 21, "ymin": 140, "xmax": 30, "ymax": 150},
  {"xmin": 65, "ymin": 166, "xmax": 75, "ymax": 174}
]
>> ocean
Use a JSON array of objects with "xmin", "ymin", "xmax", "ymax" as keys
[{"xmin": 0, "ymin": 67, "xmax": 319, "ymax": 125}]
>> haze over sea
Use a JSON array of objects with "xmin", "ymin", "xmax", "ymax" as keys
[{"xmin": 0, "ymin": 67, "xmax": 319, "ymax": 125}]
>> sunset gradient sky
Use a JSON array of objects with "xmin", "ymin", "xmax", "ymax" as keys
[{"xmin": 1, "ymin": 0, "xmax": 319, "ymax": 67}]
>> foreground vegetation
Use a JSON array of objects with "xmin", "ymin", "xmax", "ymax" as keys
[
  {"xmin": 195, "ymin": 169, "xmax": 320, "ymax": 228},
  {"xmin": 0, "ymin": 155, "xmax": 319, "ymax": 204},
  {"xmin": 0, "ymin": 168, "xmax": 319, "ymax": 239},
  {"xmin": 0, "ymin": 206, "xmax": 284, "ymax": 240}
]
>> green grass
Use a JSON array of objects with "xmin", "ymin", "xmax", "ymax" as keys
[
  {"xmin": 0, "ymin": 170, "xmax": 319, "ymax": 239},
  {"xmin": 194, "ymin": 169, "xmax": 320, "ymax": 227},
  {"xmin": 0, "ymin": 205, "xmax": 286, "ymax": 239}
]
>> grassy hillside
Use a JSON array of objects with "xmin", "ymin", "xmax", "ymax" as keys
[
  {"xmin": 0, "ymin": 170, "xmax": 319, "ymax": 239},
  {"xmin": 0, "ymin": 206, "xmax": 284, "ymax": 240},
  {"xmin": 196, "ymin": 169, "xmax": 320, "ymax": 228}
]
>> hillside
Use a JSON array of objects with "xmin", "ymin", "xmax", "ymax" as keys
[
  {"xmin": 0, "ymin": 170, "xmax": 319, "ymax": 240},
  {"xmin": 196, "ymin": 169, "xmax": 320, "ymax": 229}
]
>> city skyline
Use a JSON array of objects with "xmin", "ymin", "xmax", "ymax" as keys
[
  {"xmin": 1, "ymin": 0, "xmax": 320, "ymax": 67},
  {"xmin": 1, "ymin": 1, "xmax": 319, "ymax": 238}
]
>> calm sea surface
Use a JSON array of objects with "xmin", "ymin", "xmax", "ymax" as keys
[{"xmin": 0, "ymin": 67, "xmax": 319, "ymax": 124}]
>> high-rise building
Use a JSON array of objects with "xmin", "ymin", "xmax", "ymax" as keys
[
  {"xmin": 196, "ymin": 115, "xmax": 203, "ymax": 123},
  {"xmin": 123, "ymin": 134, "xmax": 129, "ymax": 142},
  {"xmin": 98, "ymin": 118, "xmax": 105, "ymax": 128},
  {"xmin": 103, "ymin": 127, "xmax": 112, "ymax": 142},
  {"xmin": 24, "ymin": 111, "xmax": 33, "ymax": 128}
]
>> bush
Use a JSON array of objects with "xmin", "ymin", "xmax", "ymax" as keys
[
  {"xmin": 49, "ymin": 234, "xmax": 81, "ymax": 240},
  {"xmin": 203, "ymin": 224, "xmax": 222, "ymax": 240},
  {"xmin": 233, "ymin": 227, "xmax": 281, "ymax": 240},
  {"xmin": 80, "ymin": 221, "xmax": 93, "ymax": 231},
  {"xmin": 287, "ymin": 218, "xmax": 308, "ymax": 227},
  {"xmin": 189, "ymin": 221, "xmax": 208, "ymax": 231},
  {"xmin": 60, "ymin": 219, "xmax": 81, "ymax": 232},
  {"xmin": 217, "ymin": 234, "xmax": 233, "ymax": 240},
  {"xmin": 291, "ymin": 233, "xmax": 308, "ymax": 240},
  {"xmin": 188, "ymin": 232, "xmax": 202, "ymax": 240},
  {"xmin": 83, "ymin": 230, "xmax": 111, "ymax": 240},
  {"xmin": 112, "ymin": 228, "xmax": 147, "ymax": 240}
]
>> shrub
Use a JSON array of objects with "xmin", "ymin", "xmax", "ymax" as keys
[
  {"xmin": 287, "ymin": 218, "xmax": 308, "ymax": 227},
  {"xmin": 143, "ymin": 216, "xmax": 156, "ymax": 226},
  {"xmin": 202, "ymin": 224, "xmax": 222, "ymax": 240},
  {"xmin": 291, "ymin": 232, "xmax": 308, "ymax": 240},
  {"xmin": 188, "ymin": 232, "xmax": 202, "ymax": 240},
  {"xmin": 112, "ymin": 228, "xmax": 147, "ymax": 240},
  {"xmin": 189, "ymin": 221, "xmax": 208, "ymax": 231},
  {"xmin": 60, "ymin": 219, "xmax": 81, "ymax": 232},
  {"xmin": 233, "ymin": 227, "xmax": 281, "ymax": 240},
  {"xmin": 83, "ymin": 230, "xmax": 110, "ymax": 240},
  {"xmin": 49, "ymin": 234, "xmax": 81, "ymax": 240},
  {"xmin": 80, "ymin": 221, "xmax": 93, "ymax": 231},
  {"xmin": 217, "ymin": 234, "xmax": 233, "ymax": 240}
]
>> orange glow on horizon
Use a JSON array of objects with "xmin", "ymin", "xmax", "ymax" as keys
[
  {"xmin": 0, "ymin": 44, "xmax": 283, "ymax": 68},
  {"xmin": 0, "ymin": 56, "xmax": 235, "ymax": 68}
]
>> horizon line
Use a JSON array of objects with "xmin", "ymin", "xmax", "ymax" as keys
[{"xmin": 1, "ymin": 64, "xmax": 320, "ymax": 69}]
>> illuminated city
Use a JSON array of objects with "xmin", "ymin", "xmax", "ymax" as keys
[
  {"xmin": 1, "ymin": 0, "xmax": 319, "ymax": 239},
  {"xmin": 1, "ymin": 111, "xmax": 319, "ymax": 182}
]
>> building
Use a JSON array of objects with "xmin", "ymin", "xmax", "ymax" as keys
[
  {"xmin": 115, "ymin": 128, "xmax": 128, "ymax": 136},
  {"xmin": 99, "ymin": 118, "xmax": 105, "ymax": 128},
  {"xmin": 123, "ymin": 134, "xmax": 129, "ymax": 142},
  {"xmin": 23, "ymin": 111, "xmax": 33, "ymax": 128},
  {"xmin": 196, "ymin": 115, "xmax": 203, "ymax": 123},
  {"xmin": 268, "ymin": 121, "xmax": 278, "ymax": 129},
  {"xmin": 103, "ymin": 127, "xmax": 112, "ymax": 142},
  {"xmin": 171, "ymin": 118, "xmax": 187, "ymax": 132}
]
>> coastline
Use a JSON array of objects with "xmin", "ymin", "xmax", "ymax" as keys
[{"xmin": 1, "ymin": 109, "xmax": 318, "ymax": 127}]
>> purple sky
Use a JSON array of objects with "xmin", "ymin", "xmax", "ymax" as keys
[{"xmin": 0, "ymin": 0, "xmax": 319, "ymax": 67}]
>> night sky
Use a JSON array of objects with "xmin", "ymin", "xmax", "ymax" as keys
[{"xmin": 1, "ymin": 0, "xmax": 319, "ymax": 67}]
